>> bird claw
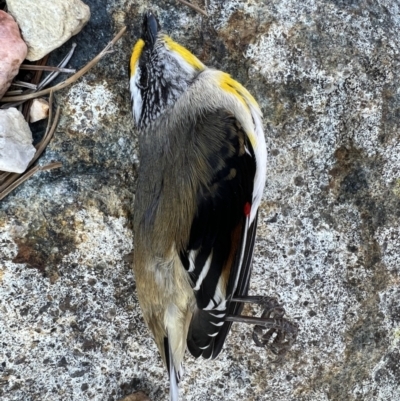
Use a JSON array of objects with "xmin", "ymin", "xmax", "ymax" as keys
[
  {"xmin": 251, "ymin": 297, "xmax": 298, "ymax": 363},
  {"xmin": 227, "ymin": 296, "xmax": 298, "ymax": 361}
]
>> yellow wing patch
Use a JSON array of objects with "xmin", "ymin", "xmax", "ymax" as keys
[
  {"xmin": 163, "ymin": 35, "xmax": 205, "ymax": 71},
  {"xmin": 218, "ymin": 72, "xmax": 258, "ymax": 108},
  {"xmin": 247, "ymin": 131, "xmax": 258, "ymax": 150},
  {"xmin": 218, "ymin": 73, "xmax": 259, "ymax": 149},
  {"xmin": 130, "ymin": 39, "xmax": 145, "ymax": 77}
]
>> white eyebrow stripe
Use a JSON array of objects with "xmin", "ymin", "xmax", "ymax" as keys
[{"xmin": 130, "ymin": 73, "xmax": 143, "ymax": 125}]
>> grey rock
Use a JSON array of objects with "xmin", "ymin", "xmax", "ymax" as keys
[
  {"xmin": 6, "ymin": 0, "xmax": 90, "ymax": 61},
  {"xmin": 0, "ymin": 0, "xmax": 400, "ymax": 401},
  {"xmin": 0, "ymin": 108, "xmax": 35, "ymax": 173},
  {"xmin": 119, "ymin": 392, "xmax": 152, "ymax": 401}
]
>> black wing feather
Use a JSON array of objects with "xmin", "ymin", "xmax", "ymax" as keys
[
  {"xmin": 181, "ymin": 109, "xmax": 258, "ymax": 359},
  {"xmin": 210, "ymin": 213, "xmax": 258, "ymax": 358}
]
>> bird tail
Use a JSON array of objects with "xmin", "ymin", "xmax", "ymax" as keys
[{"xmin": 164, "ymin": 337, "xmax": 180, "ymax": 401}]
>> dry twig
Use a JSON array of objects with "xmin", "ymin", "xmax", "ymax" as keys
[
  {"xmin": 1, "ymin": 56, "xmax": 47, "ymax": 110},
  {"xmin": 0, "ymin": 162, "xmax": 62, "ymax": 201},
  {"xmin": 37, "ymin": 44, "xmax": 76, "ymax": 91},
  {"xmin": 41, "ymin": 161, "xmax": 63, "ymax": 171},
  {"xmin": 0, "ymin": 26, "xmax": 127, "ymax": 200},
  {"xmin": 0, "ymin": 97, "xmax": 61, "ymax": 200},
  {"xmin": 22, "ymin": 55, "xmax": 49, "ymax": 119},
  {"xmin": 19, "ymin": 65, "xmax": 76, "ymax": 73},
  {"xmin": 0, "ymin": 165, "xmax": 42, "ymax": 201},
  {"xmin": 3, "ymin": 90, "xmax": 23, "ymax": 96},
  {"xmin": 0, "ymin": 26, "xmax": 127, "ymax": 103},
  {"xmin": 177, "ymin": 0, "xmax": 208, "ymax": 16},
  {"xmin": 0, "ymin": 172, "xmax": 11, "ymax": 185},
  {"xmin": 13, "ymin": 81, "xmax": 37, "ymax": 90}
]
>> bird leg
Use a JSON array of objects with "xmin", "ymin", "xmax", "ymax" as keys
[{"xmin": 226, "ymin": 296, "xmax": 298, "ymax": 362}]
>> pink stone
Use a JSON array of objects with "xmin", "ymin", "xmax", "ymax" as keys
[{"xmin": 0, "ymin": 10, "xmax": 28, "ymax": 99}]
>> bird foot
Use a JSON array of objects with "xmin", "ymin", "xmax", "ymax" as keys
[{"xmin": 227, "ymin": 296, "xmax": 298, "ymax": 362}]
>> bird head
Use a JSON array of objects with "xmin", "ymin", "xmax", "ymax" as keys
[{"xmin": 129, "ymin": 12, "xmax": 205, "ymax": 128}]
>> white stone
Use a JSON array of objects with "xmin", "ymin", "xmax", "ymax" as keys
[
  {"xmin": 6, "ymin": 0, "xmax": 90, "ymax": 61},
  {"xmin": 29, "ymin": 98, "xmax": 49, "ymax": 123},
  {"xmin": 0, "ymin": 108, "xmax": 36, "ymax": 173}
]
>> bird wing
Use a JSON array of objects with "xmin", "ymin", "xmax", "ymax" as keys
[{"xmin": 179, "ymin": 108, "xmax": 260, "ymax": 359}]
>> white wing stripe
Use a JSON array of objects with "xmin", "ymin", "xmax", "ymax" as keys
[
  {"xmin": 209, "ymin": 312, "xmax": 226, "ymax": 318},
  {"xmin": 249, "ymin": 108, "xmax": 267, "ymax": 224},
  {"xmin": 232, "ymin": 215, "xmax": 250, "ymax": 295},
  {"xmin": 188, "ymin": 249, "xmax": 198, "ymax": 273},
  {"xmin": 204, "ymin": 299, "xmax": 215, "ymax": 311},
  {"xmin": 215, "ymin": 299, "xmax": 227, "ymax": 311},
  {"xmin": 193, "ymin": 252, "xmax": 213, "ymax": 291}
]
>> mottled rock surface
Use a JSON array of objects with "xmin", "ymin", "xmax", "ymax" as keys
[
  {"xmin": 0, "ymin": 10, "xmax": 28, "ymax": 98},
  {"xmin": 6, "ymin": 0, "xmax": 90, "ymax": 61},
  {"xmin": 1, "ymin": 1, "xmax": 400, "ymax": 401},
  {"xmin": 0, "ymin": 108, "xmax": 36, "ymax": 173},
  {"xmin": 120, "ymin": 391, "xmax": 152, "ymax": 401}
]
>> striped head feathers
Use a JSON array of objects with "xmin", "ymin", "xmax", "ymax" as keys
[{"xmin": 129, "ymin": 12, "xmax": 205, "ymax": 129}]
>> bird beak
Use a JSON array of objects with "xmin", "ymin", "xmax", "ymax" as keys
[{"xmin": 142, "ymin": 12, "xmax": 161, "ymax": 47}]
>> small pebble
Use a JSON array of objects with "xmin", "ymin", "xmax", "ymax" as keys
[
  {"xmin": 29, "ymin": 98, "xmax": 49, "ymax": 123},
  {"xmin": 0, "ymin": 107, "xmax": 36, "ymax": 173}
]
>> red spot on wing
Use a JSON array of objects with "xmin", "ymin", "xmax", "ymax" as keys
[{"xmin": 244, "ymin": 202, "xmax": 251, "ymax": 216}]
